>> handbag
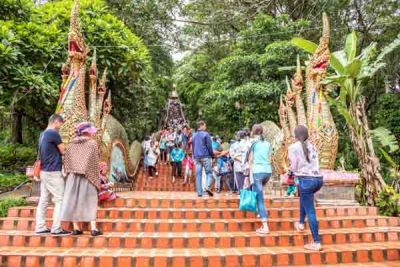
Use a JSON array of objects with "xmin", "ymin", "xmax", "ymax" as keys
[
  {"xmin": 98, "ymin": 189, "xmax": 117, "ymax": 202},
  {"xmin": 27, "ymin": 132, "xmax": 44, "ymax": 181},
  {"xmin": 239, "ymin": 189, "xmax": 257, "ymax": 213}
]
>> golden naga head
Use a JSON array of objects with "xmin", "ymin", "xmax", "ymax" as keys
[
  {"xmin": 89, "ymin": 49, "xmax": 97, "ymax": 78},
  {"xmin": 307, "ymin": 13, "xmax": 330, "ymax": 78},
  {"xmin": 285, "ymin": 77, "xmax": 295, "ymax": 107},
  {"xmin": 68, "ymin": 0, "xmax": 88, "ymax": 62},
  {"xmin": 292, "ymin": 55, "xmax": 303, "ymax": 93},
  {"xmin": 98, "ymin": 68, "xmax": 107, "ymax": 95},
  {"xmin": 279, "ymin": 96, "xmax": 288, "ymax": 124}
]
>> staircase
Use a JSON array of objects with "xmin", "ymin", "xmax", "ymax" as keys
[{"xmin": 0, "ymin": 164, "xmax": 399, "ymax": 266}]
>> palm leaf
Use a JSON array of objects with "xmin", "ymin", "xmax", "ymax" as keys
[
  {"xmin": 291, "ymin": 37, "xmax": 318, "ymax": 54},
  {"xmin": 371, "ymin": 127, "xmax": 399, "ymax": 153}
]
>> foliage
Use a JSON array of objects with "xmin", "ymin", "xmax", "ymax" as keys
[
  {"xmin": 0, "ymin": 0, "xmax": 160, "ymax": 143},
  {"xmin": 376, "ymin": 186, "xmax": 400, "ymax": 217},
  {"xmin": 0, "ymin": 198, "xmax": 26, "ymax": 217},
  {"xmin": 0, "ymin": 144, "xmax": 36, "ymax": 172},
  {"xmin": 0, "ymin": 173, "xmax": 27, "ymax": 188},
  {"xmin": 175, "ymin": 14, "xmax": 308, "ymax": 137}
]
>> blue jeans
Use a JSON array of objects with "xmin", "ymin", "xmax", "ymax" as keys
[
  {"xmin": 298, "ymin": 176, "xmax": 324, "ymax": 243},
  {"xmin": 252, "ymin": 173, "xmax": 271, "ymax": 221},
  {"xmin": 194, "ymin": 157, "xmax": 213, "ymax": 196}
]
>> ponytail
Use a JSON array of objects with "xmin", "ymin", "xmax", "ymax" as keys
[{"xmin": 294, "ymin": 125, "xmax": 310, "ymax": 163}]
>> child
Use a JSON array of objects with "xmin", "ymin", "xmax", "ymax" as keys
[
  {"xmin": 286, "ymin": 171, "xmax": 298, "ymax": 197},
  {"xmin": 183, "ymin": 152, "xmax": 194, "ymax": 185},
  {"xmin": 98, "ymin": 162, "xmax": 117, "ymax": 202},
  {"xmin": 147, "ymin": 141, "xmax": 160, "ymax": 179},
  {"xmin": 217, "ymin": 155, "xmax": 234, "ymax": 194},
  {"xmin": 170, "ymin": 143, "xmax": 184, "ymax": 183},
  {"xmin": 159, "ymin": 135, "xmax": 167, "ymax": 164}
]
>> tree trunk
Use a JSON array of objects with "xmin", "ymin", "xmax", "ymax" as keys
[
  {"xmin": 348, "ymin": 97, "xmax": 385, "ymax": 206},
  {"xmin": 11, "ymin": 109, "xmax": 23, "ymax": 144}
]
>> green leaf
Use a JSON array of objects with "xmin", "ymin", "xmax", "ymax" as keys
[
  {"xmin": 290, "ymin": 37, "xmax": 318, "ymax": 54},
  {"xmin": 371, "ymin": 127, "xmax": 399, "ymax": 153},
  {"xmin": 329, "ymin": 51, "xmax": 345, "ymax": 74},
  {"xmin": 344, "ymin": 31, "xmax": 357, "ymax": 62},
  {"xmin": 345, "ymin": 59, "xmax": 362, "ymax": 78}
]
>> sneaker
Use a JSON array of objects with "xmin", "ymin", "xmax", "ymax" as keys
[
  {"xmin": 304, "ymin": 242, "xmax": 322, "ymax": 251},
  {"xmin": 172, "ymin": 176, "xmax": 176, "ymax": 183},
  {"xmin": 295, "ymin": 222, "xmax": 305, "ymax": 232},
  {"xmin": 91, "ymin": 229, "xmax": 103, "ymax": 236},
  {"xmin": 256, "ymin": 227, "xmax": 270, "ymax": 235},
  {"xmin": 35, "ymin": 228, "xmax": 51, "ymax": 235},
  {"xmin": 155, "ymin": 172, "xmax": 159, "ymax": 176},
  {"xmin": 197, "ymin": 194, "xmax": 203, "ymax": 197},
  {"xmin": 205, "ymin": 188, "xmax": 214, "ymax": 197},
  {"xmin": 51, "ymin": 230, "xmax": 71, "ymax": 236},
  {"xmin": 72, "ymin": 230, "xmax": 83, "ymax": 236}
]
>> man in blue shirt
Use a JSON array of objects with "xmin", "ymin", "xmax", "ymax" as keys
[
  {"xmin": 35, "ymin": 114, "xmax": 71, "ymax": 236},
  {"xmin": 192, "ymin": 120, "xmax": 214, "ymax": 197}
]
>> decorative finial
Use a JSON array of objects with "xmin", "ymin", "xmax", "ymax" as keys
[
  {"xmin": 90, "ymin": 48, "xmax": 97, "ymax": 77},
  {"xmin": 322, "ymin": 12, "xmax": 329, "ymax": 38}
]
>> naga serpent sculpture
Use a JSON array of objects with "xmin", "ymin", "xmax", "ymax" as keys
[
  {"xmin": 271, "ymin": 13, "xmax": 338, "ymax": 175},
  {"xmin": 54, "ymin": 0, "xmax": 141, "ymax": 186}
]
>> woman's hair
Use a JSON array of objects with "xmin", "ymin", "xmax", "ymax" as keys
[
  {"xmin": 251, "ymin": 124, "xmax": 264, "ymax": 140},
  {"xmin": 294, "ymin": 125, "xmax": 310, "ymax": 163}
]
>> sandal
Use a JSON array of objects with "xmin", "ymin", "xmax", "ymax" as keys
[
  {"xmin": 295, "ymin": 222, "xmax": 305, "ymax": 232},
  {"xmin": 304, "ymin": 242, "xmax": 322, "ymax": 251},
  {"xmin": 256, "ymin": 227, "xmax": 270, "ymax": 235}
]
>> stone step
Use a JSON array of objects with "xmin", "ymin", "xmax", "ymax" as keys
[
  {"xmin": 1, "ymin": 216, "xmax": 398, "ymax": 232},
  {"xmin": 1, "ymin": 227, "xmax": 398, "ymax": 249},
  {"xmin": 8, "ymin": 206, "xmax": 378, "ymax": 220},
  {"xmin": 97, "ymin": 195, "xmax": 301, "ymax": 209},
  {"xmin": 1, "ymin": 242, "xmax": 399, "ymax": 266}
]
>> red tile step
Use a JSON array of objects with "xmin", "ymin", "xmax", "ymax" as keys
[
  {"xmin": 1, "ymin": 216, "xmax": 398, "ymax": 232},
  {"xmin": 1, "ymin": 242, "xmax": 399, "ymax": 266},
  {"xmin": 1, "ymin": 227, "xmax": 398, "ymax": 249},
  {"xmin": 7, "ymin": 206, "xmax": 378, "ymax": 220}
]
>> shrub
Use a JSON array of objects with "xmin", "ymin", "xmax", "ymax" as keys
[
  {"xmin": 376, "ymin": 186, "xmax": 400, "ymax": 217},
  {"xmin": 0, "ymin": 198, "xmax": 27, "ymax": 217},
  {"xmin": 0, "ymin": 144, "xmax": 36, "ymax": 172}
]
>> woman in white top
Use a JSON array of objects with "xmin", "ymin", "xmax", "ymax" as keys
[{"xmin": 288, "ymin": 125, "xmax": 323, "ymax": 251}]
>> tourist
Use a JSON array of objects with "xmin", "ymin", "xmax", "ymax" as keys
[
  {"xmin": 247, "ymin": 124, "xmax": 272, "ymax": 235},
  {"xmin": 192, "ymin": 120, "xmax": 214, "ymax": 197},
  {"xmin": 217, "ymin": 154, "xmax": 234, "ymax": 194},
  {"xmin": 183, "ymin": 152, "xmax": 194, "ymax": 185},
  {"xmin": 165, "ymin": 127, "xmax": 176, "ymax": 162},
  {"xmin": 61, "ymin": 122, "xmax": 102, "ymax": 236},
  {"xmin": 170, "ymin": 142, "xmax": 184, "ymax": 183},
  {"xmin": 159, "ymin": 134, "xmax": 167, "ymax": 164},
  {"xmin": 230, "ymin": 130, "xmax": 248, "ymax": 191},
  {"xmin": 211, "ymin": 135, "xmax": 223, "ymax": 192},
  {"xmin": 288, "ymin": 125, "xmax": 323, "ymax": 251},
  {"xmin": 176, "ymin": 128, "xmax": 183, "ymax": 144},
  {"xmin": 35, "ymin": 114, "xmax": 71, "ymax": 236},
  {"xmin": 147, "ymin": 141, "xmax": 160, "ymax": 179},
  {"xmin": 142, "ymin": 136, "xmax": 151, "ymax": 171}
]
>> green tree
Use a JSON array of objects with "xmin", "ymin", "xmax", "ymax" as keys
[{"xmin": 0, "ymin": 0, "xmax": 158, "ymax": 143}]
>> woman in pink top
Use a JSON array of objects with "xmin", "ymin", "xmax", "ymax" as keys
[{"xmin": 288, "ymin": 125, "xmax": 323, "ymax": 251}]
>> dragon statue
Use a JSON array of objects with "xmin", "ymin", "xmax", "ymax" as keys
[
  {"xmin": 53, "ymin": 0, "xmax": 141, "ymax": 187},
  {"xmin": 265, "ymin": 14, "xmax": 358, "ymax": 202},
  {"xmin": 272, "ymin": 13, "xmax": 338, "ymax": 175}
]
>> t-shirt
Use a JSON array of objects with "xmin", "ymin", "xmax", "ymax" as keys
[
  {"xmin": 288, "ymin": 141, "xmax": 320, "ymax": 176},
  {"xmin": 39, "ymin": 129, "xmax": 63, "ymax": 172},
  {"xmin": 251, "ymin": 140, "xmax": 272, "ymax": 174}
]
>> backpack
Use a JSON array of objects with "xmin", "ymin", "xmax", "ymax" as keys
[{"xmin": 218, "ymin": 157, "xmax": 233, "ymax": 176}]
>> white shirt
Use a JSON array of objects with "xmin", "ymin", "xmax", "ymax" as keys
[{"xmin": 288, "ymin": 141, "xmax": 320, "ymax": 177}]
